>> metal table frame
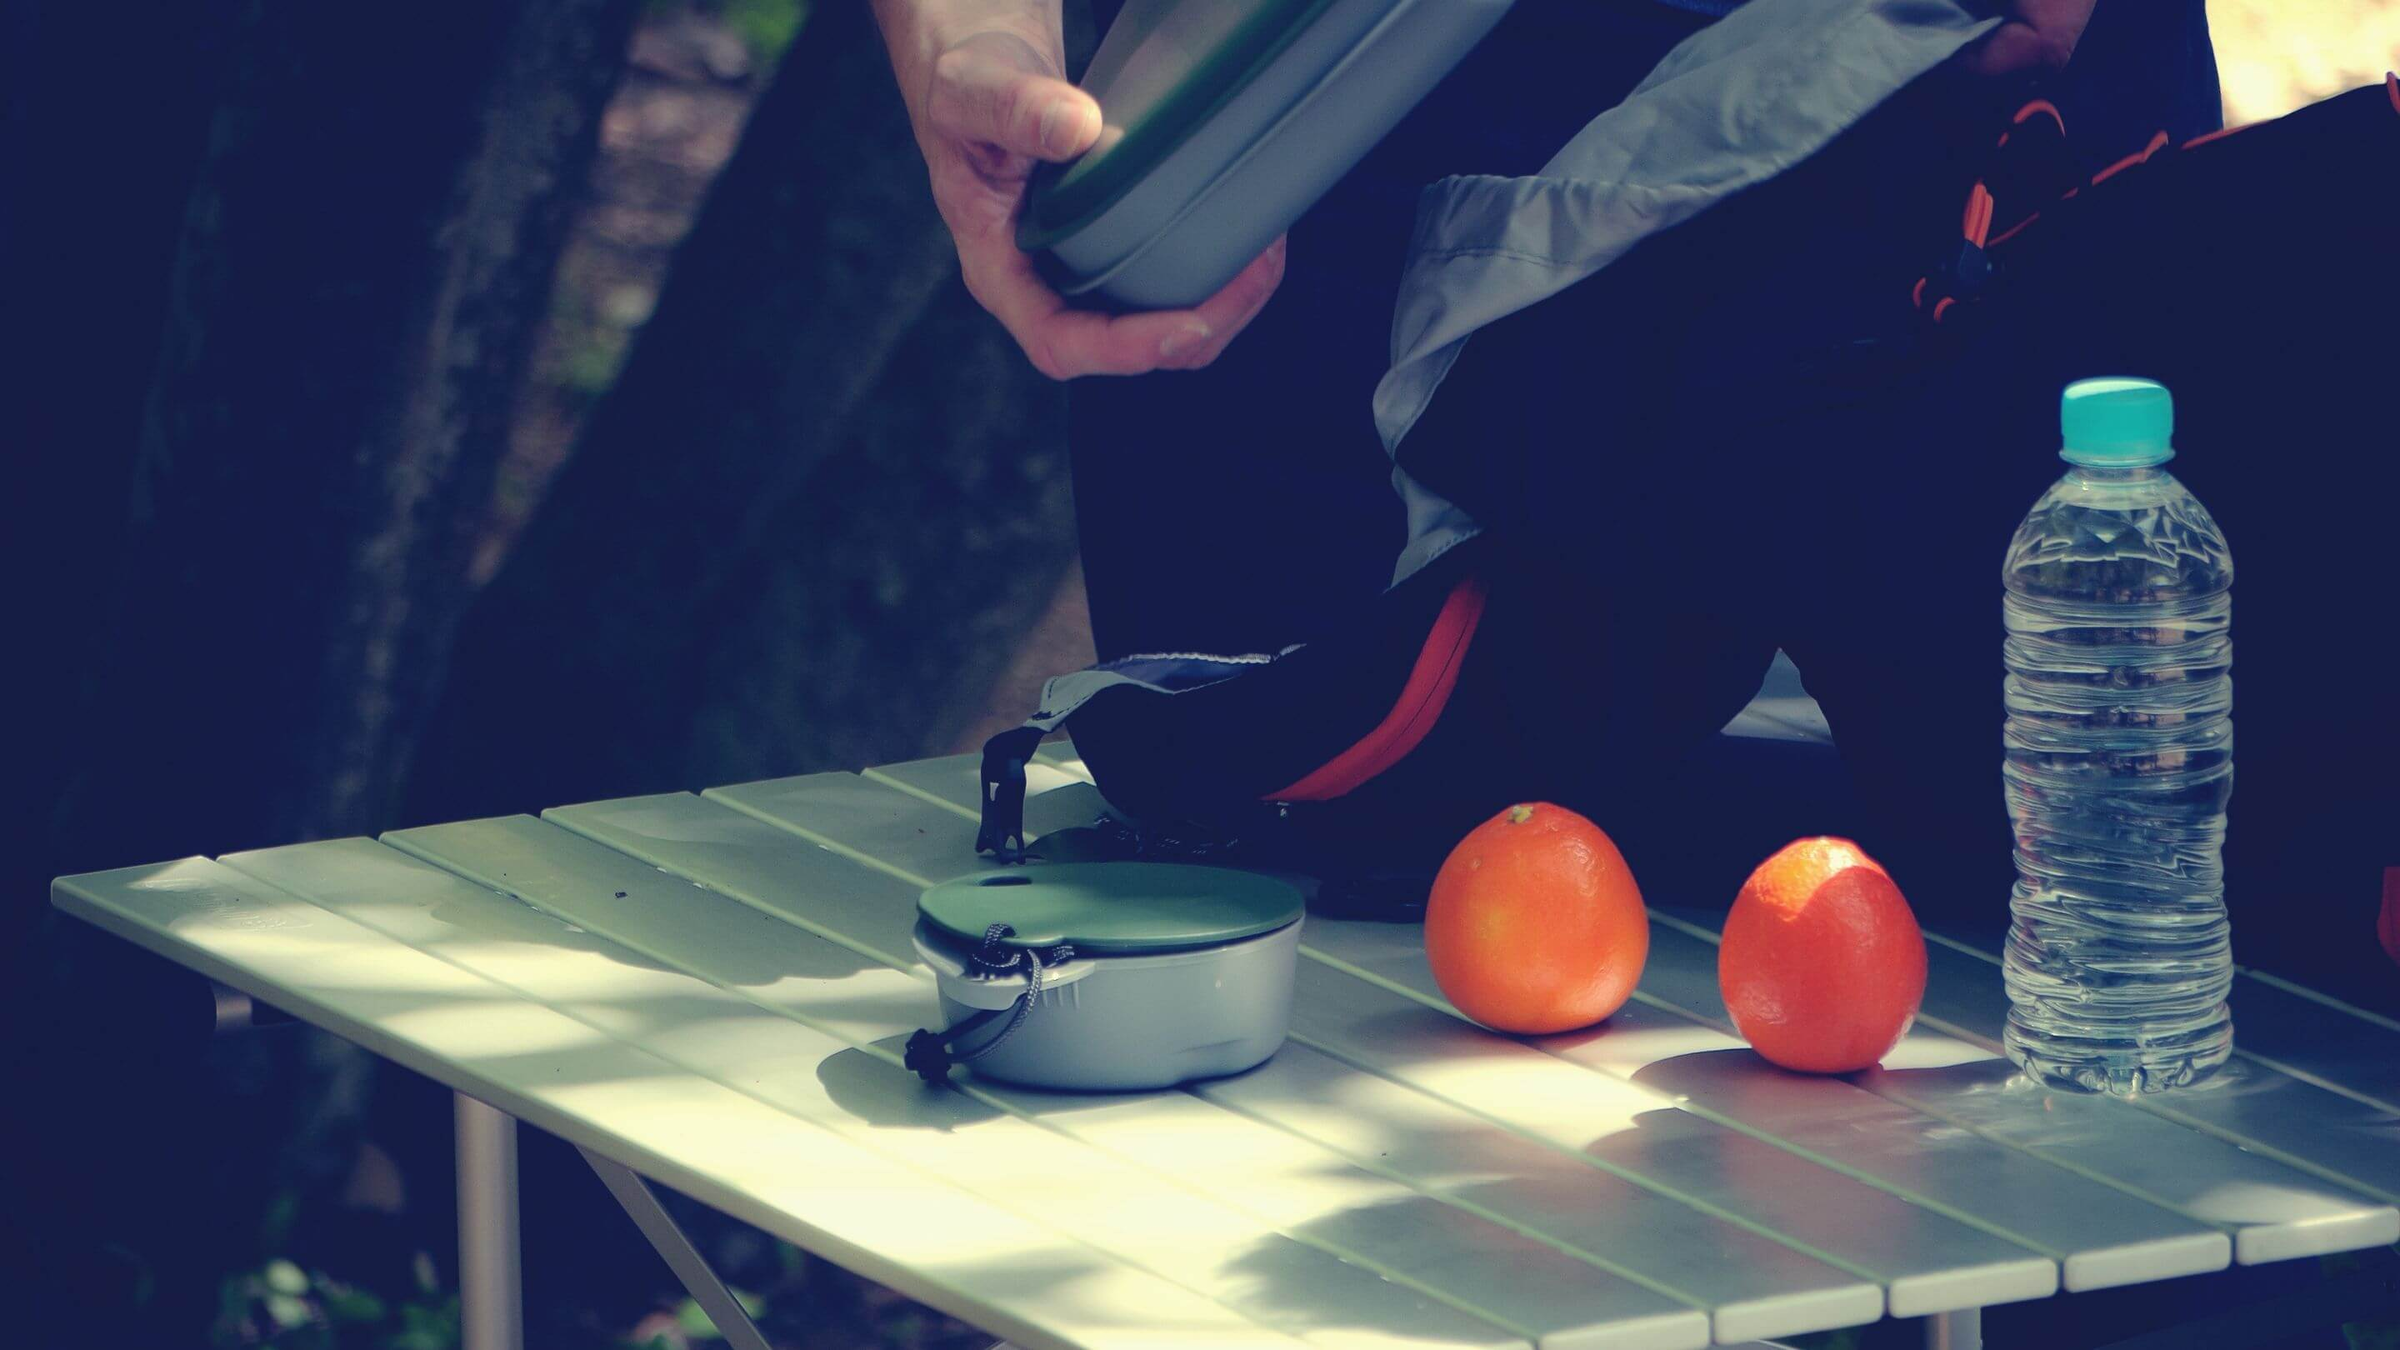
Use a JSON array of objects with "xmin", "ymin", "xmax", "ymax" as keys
[
  {"xmin": 449, "ymin": 1084, "xmax": 1016, "ymax": 1350},
  {"xmin": 212, "ymin": 984, "xmax": 1974, "ymax": 1350},
  {"xmin": 205, "ymin": 980, "xmax": 2394, "ymax": 1350}
]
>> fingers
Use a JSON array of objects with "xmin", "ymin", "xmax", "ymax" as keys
[
  {"xmin": 926, "ymin": 31, "xmax": 1102, "ymax": 163},
  {"xmin": 918, "ymin": 31, "xmax": 1282, "ymax": 379},
  {"xmin": 1162, "ymin": 236, "xmax": 1288, "ymax": 369},
  {"xmin": 961, "ymin": 236, "xmax": 1200, "ymax": 379},
  {"xmin": 961, "ymin": 231, "xmax": 1290, "ymax": 380}
]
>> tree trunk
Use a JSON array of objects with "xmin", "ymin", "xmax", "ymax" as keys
[
  {"xmin": 12, "ymin": 1, "xmax": 635, "ymax": 1338},
  {"xmin": 50, "ymin": 0, "xmax": 638, "ymax": 868},
  {"xmin": 406, "ymin": 0, "xmax": 1080, "ymax": 821}
]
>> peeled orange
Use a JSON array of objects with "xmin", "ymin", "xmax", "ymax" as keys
[
  {"xmin": 1425, "ymin": 803, "xmax": 1648, "ymax": 1034},
  {"xmin": 1719, "ymin": 837, "xmax": 1926, "ymax": 1074}
]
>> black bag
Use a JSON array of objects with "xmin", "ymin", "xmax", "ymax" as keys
[{"xmin": 982, "ymin": 76, "xmax": 2400, "ymax": 934}]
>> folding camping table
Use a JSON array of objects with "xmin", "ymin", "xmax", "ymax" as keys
[{"xmin": 51, "ymin": 735, "xmax": 2400, "ymax": 1350}]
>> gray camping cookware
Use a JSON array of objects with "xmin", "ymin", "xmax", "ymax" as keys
[
  {"xmin": 1018, "ymin": 0, "xmax": 1516, "ymax": 309},
  {"xmin": 906, "ymin": 862, "xmax": 1306, "ymax": 1091}
]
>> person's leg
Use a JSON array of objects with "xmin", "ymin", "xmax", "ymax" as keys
[
  {"xmin": 1061, "ymin": 2, "xmax": 1723, "ymax": 870},
  {"xmin": 1438, "ymin": 536, "xmax": 1785, "ymax": 906},
  {"xmin": 1384, "ymin": 259, "xmax": 1795, "ymax": 901},
  {"xmin": 1389, "ymin": 64, "xmax": 2037, "ymax": 909},
  {"xmin": 1067, "ymin": 1, "xmax": 1714, "ymax": 661},
  {"xmin": 2089, "ymin": 87, "xmax": 2400, "ymax": 1002}
]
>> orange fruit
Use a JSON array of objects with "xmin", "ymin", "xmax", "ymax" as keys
[
  {"xmin": 1719, "ymin": 837, "xmax": 1926, "ymax": 1074},
  {"xmin": 1425, "ymin": 803, "xmax": 1648, "ymax": 1034}
]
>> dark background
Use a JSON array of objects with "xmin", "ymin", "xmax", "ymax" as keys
[{"xmin": 3, "ymin": 1, "xmax": 1082, "ymax": 1343}]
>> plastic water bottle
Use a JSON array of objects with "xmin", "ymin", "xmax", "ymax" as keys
[{"xmin": 2001, "ymin": 377, "xmax": 2234, "ymax": 1093}]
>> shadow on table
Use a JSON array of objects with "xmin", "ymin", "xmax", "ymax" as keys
[
  {"xmin": 812, "ymin": 1044, "xmax": 1572, "ymax": 1345},
  {"xmin": 816, "ymin": 1044, "xmax": 1008, "ymax": 1129}
]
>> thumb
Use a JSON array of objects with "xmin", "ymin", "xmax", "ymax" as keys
[
  {"xmin": 1961, "ymin": 22, "xmax": 2062, "ymax": 77},
  {"xmin": 927, "ymin": 32, "xmax": 1102, "ymax": 162}
]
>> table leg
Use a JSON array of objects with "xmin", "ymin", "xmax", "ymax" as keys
[
  {"xmin": 581, "ymin": 1147, "xmax": 773, "ymax": 1350},
  {"xmin": 1927, "ymin": 1307, "xmax": 1983, "ymax": 1350},
  {"xmin": 456, "ymin": 1092, "xmax": 524, "ymax": 1350}
]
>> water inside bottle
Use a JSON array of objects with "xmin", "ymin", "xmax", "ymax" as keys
[{"xmin": 2001, "ymin": 439, "xmax": 2236, "ymax": 1094}]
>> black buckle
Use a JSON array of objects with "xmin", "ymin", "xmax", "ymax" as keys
[
  {"xmin": 975, "ymin": 726, "xmax": 1045, "ymax": 863},
  {"xmin": 1945, "ymin": 240, "xmax": 1993, "ymax": 300}
]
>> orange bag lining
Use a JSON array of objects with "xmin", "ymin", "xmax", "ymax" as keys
[{"xmin": 1266, "ymin": 576, "xmax": 1488, "ymax": 802}]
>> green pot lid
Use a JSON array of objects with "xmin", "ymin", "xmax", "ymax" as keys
[
  {"xmin": 919, "ymin": 862, "xmax": 1304, "ymax": 956},
  {"xmin": 1018, "ymin": 0, "xmax": 1339, "ymax": 250}
]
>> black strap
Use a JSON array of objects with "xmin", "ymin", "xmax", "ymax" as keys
[
  {"xmin": 976, "ymin": 725, "xmax": 1046, "ymax": 863},
  {"xmin": 905, "ymin": 923, "xmax": 1077, "ymax": 1085}
]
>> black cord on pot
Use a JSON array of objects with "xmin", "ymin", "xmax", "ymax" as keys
[{"xmin": 905, "ymin": 924, "xmax": 1077, "ymax": 1085}]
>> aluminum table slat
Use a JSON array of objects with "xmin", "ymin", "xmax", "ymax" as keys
[
  {"xmin": 52, "ymin": 858, "xmax": 1289, "ymax": 1350},
  {"xmin": 1898, "ymin": 932, "xmax": 2400, "ymax": 1204},
  {"xmin": 854, "ymin": 758, "xmax": 2285, "ymax": 1287},
  {"xmin": 2217, "ymin": 970, "xmax": 2400, "ymax": 1111},
  {"xmin": 387, "ymin": 813, "xmax": 1694, "ymax": 1350},
  {"xmin": 56, "ymin": 736, "xmax": 2399, "ymax": 1350},
  {"xmin": 1627, "ymin": 920, "xmax": 2399, "ymax": 1266},
  {"xmin": 561, "ymin": 787, "xmax": 1889, "ymax": 1345},
  {"xmin": 237, "ymin": 835, "xmax": 1535, "ymax": 1350},
  {"xmin": 697, "ymin": 770, "xmax": 2149, "ymax": 1337},
  {"xmin": 1016, "ymin": 745, "xmax": 2400, "ymax": 1268}
]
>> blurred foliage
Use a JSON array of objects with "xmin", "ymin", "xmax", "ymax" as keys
[
  {"xmin": 212, "ymin": 1251, "xmax": 457, "ymax": 1350},
  {"xmin": 721, "ymin": 0, "xmax": 807, "ymax": 64},
  {"xmin": 610, "ymin": 1287, "xmax": 768, "ymax": 1348},
  {"xmin": 648, "ymin": 0, "xmax": 809, "ymax": 65},
  {"xmin": 2337, "ymin": 1245, "xmax": 2400, "ymax": 1350},
  {"xmin": 2208, "ymin": 0, "xmax": 2400, "ymax": 123}
]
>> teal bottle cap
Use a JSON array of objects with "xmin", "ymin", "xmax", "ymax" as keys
[{"xmin": 2060, "ymin": 376, "xmax": 2175, "ymax": 467}]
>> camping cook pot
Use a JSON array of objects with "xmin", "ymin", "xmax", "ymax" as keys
[
  {"xmin": 907, "ymin": 862, "xmax": 1306, "ymax": 1090},
  {"xmin": 1019, "ymin": 0, "xmax": 1516, "ymax": 309}
]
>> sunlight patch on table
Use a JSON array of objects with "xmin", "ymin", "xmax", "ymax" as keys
[{"xmin": 382, "ymin": 1000, "xmax": 605, "ymax": 1056}]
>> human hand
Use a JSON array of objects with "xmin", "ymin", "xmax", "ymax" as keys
[
  {"xmin": 1960, "ymin": 0, "xmax": 2095, "ymax": 77},
  {"xmin": 894, "ymin": 20, "xmax": 1286, "ymax": 379}
]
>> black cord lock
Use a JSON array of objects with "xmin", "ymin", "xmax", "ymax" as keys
[{"xmin": 906, "ymin": 922, "xmax": 1077, "ymax": 1085}]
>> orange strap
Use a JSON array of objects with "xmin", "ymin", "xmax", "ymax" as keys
[
  {"xmin": 1266, "ymin": 577, "xmax": 1488, "ymax": 802},
  {"xmin": 1918, "ymin": 98, "xmax": 2068, "ymax": 322},
  {"xmin": 1919, "ymin": 104, "xmax": 2219, "ymax": 323},
  {"xmin": 2090, "ymin": 129, "xmax": 2172, "ymax": 185},
  {"xmin": 1921, "ymin": 78, "xmax": 2398, "ymax": 326},
  {"xmin": 1985, "ymin": 210, "xmax": 2040, "ymax": 248},
  {"xmin": 1962, "ymin": 183, "xmax": 1997, "ymax": 249},
  {"xmin": 2181, "ymin": 121, "xmax": 2258, "ymax": 150},
  {"xmin": 2013, "ymin": 99, "xmax": 2065, "ymax": 132}
]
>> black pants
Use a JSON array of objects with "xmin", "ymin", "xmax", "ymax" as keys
[{"xmin": 1400, "ymin": 76, "xmax": 2400, "ymax": 1009}]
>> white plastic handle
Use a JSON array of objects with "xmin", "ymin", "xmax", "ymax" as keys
[{"xmin": 913, "ymin": 929, "xmax": 1100, "ymax": 1010}]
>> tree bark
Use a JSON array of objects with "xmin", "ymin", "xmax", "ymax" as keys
[
  {"xmin": 13, "ymin": 3, "xmax": 635, "ymax": 1337},
  {"xmin": 50, "ymin": 0, "xmax": 638, "ymax": 869},
  {"xmin": 407, "ymin": 0, "xmax": 1080, "ymax": 821},
  {"xmin": 307, "ymin": 0, "xmax": 645, "ymax": 839}
]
